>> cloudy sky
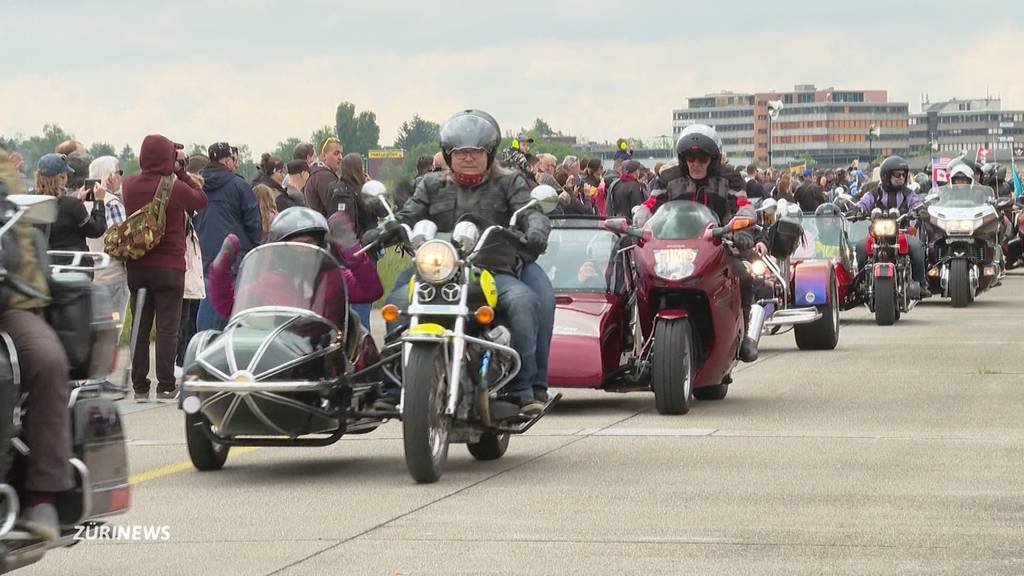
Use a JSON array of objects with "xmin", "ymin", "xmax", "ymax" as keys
[{"xmin": 4, "ymin": 0, "xmax": 1024, "ymax": 154}]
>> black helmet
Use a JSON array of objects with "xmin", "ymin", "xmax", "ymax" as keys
[
  {"xmin": 675, "ymin": 124, "xmax": 722, "ymax": 178},
  {"xmin": 267, "ymin": 207, "xmax": 329, "ymax": 246},
  {"xmin": 914, "ymin": 173, "xmax": 930, "ymax": 188},
  {"xmin": 814, "ymin": 203, "xmax": 844, "ymax": 218},
  {"xmin": 879, "ymin": 155, "xmax": 909, "ymax": 189},
  {"xmin": 439, "ymin": 109, "xmax": 502, "ymax": 168},
  {"xmin": 980, "ymin": 162, "xmax": 1006, "ymax": 186}
]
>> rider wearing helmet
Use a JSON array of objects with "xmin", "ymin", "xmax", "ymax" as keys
[
  {"xmin": 948, "ymin": 163, "xmax": 975, "ymax": 186},
  {"xmin": 379, "ymin": 110, "xmax": 555, "ymax": 414},
  {"xmin": 636, "ymin": 124, "xmax": 762, "ymax": 363},
  {"xmin": 851, "ymin": 155, "xmax": 930, "ymax": 298},
  {"xmin": 207, "ymin": 207, "xmax": 383, "ymax": 322},
  {"xmin": 980, "ymin": 163, "xmax": 1012, "ymax": 197}
]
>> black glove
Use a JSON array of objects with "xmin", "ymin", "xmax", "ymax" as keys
[
  {"xmin": 524, "ymin": 229, "xmax": 548, "ymax": 257},
  {"xmin": 733, "ymin": 231, "xmax": 754, "ymax": 251},
  {"xmin": 360, "ymin": 219, "xmax": 404, "ymax": 248}
]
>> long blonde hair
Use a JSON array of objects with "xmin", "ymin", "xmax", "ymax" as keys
[
  {"xmin": 35, "ymin": 171, "xmax": 65, "ymax": 197},
  {"xmin": 253, "ymin": 183, "xmax": 278, "ymax": 238}
]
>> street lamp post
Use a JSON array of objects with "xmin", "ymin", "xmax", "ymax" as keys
[
  {"xmin": 867, "ymin": 124, "xmax": 879, "ymax": 162},
  {"xmin": 767, "ymin": 100, "xmax": 783, "ymax": 168}
]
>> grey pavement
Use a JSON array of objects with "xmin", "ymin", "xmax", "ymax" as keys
[{"xmin": 21, "ymin": 272, "xmax": 1024, "ymax": 575}]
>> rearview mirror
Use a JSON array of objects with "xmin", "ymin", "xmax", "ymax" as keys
[
  {"xmin": 8, "ymin": 195, "xmax": 58, "ymax": 225},
  {"xmin": 530, "ymin": 185, "xmax": 560, "ymax": 215},
  {"xmin": 361, "ymin": 180, "xmax": 393, "ymax": 218}
]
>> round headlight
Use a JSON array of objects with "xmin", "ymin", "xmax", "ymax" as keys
[
  {"xmin": 871, "ymin": 219, "xmax": 897, "ymax": 238},
  {"xmin": 414, "ymin": 240, "xmax": 459, "ymax": 284}
]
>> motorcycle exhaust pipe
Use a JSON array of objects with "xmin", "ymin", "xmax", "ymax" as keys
[{"xmin": 746, "ymin": 303, "xmax": 767, "ymax": 347}]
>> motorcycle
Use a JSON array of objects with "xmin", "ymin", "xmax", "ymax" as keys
[
  {"xmin": 744, "ymin": 199, "xmax": 841, "ymax": 353},
  {"xmin": 178, "ymin": 240, "xmax": 394, "ymax": 471},
  {"xmin": 849, "ymin": 206, "xmax": 917, "ymax": 326},
  {"xmin": 366, "ymin": 185, "xmax": 563, "ymax": 483},
  {"xmin": 0, "ymin": 195, "xmax": 129, "ymax": 572},
  {"xmin": 921, "ymin": 184, "xmax": 1003, "ymax": 307},
  {"xmin": 997, "ymin": 195, "xmax": 1024, "ymax": 270},
  {"xmin": 602, "ymin": 200, "xmax": 755, "ymax": 415}
]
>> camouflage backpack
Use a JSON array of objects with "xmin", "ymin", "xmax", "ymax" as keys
[{"xmin": 103, "ymin": 175, "xmax": 173, "ymax": 261}]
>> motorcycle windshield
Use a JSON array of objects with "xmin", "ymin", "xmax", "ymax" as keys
[
  {"xmin": 538, "ymin": 225, "xmax": 624, "ymax": 292},
  {"xmin": 644, "ymin": 201, "xmax": 720, "ymax": 240},
  {"xmin": 793, "ymin": 215, "xmax": 848, "ymax": 260},
  {"xmin": 932, "ymin": 184, "xmax": 995, "ymax": 208},
  {"xmin": 231, "ymin": 243, "xmax": 348, "ymax": 327}
]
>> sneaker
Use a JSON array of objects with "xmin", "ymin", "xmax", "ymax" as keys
[
  {"xmin": 19, "ymin": 503, "xmax": 59, "ymax": 541},
  {"xmin": 514, "ymin": 394, "xmax": 544, "ymax": 416},
  {"xmin": 133, "ymin": 389, "xmax": 150, "ymax": 403},
  {"xmin": 156, "ymin": 389, "xmax": 178, "ymax": 401},
  {"xmin": 918, "ymin": 282, "xmax": 932, "ymax": 298}
]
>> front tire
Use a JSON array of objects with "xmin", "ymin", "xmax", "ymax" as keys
[
  {"xmin": 402, "ymin": 343, "xmax": 450, "ymax": 483},
  {"xmin": 949, "ymin": 258, "xmax": 971, "ymax": 308},
  {"xmin": 651, "ymin": 318, "xmax": 694, "ymax": 415},
  {"xmin": 467, "ymin": 432, "xmax": 510, "ymax": 461},
  {"xmin": 874, "ymin": 276, "xmax": 896, "ymax": 326},
  {"xmin": 794, "ymin": 271, "xmax": 840, "ymax": 350},
  {"xmin": 186, "ymin": 413, "xmax": 229, "ymax": 471}
]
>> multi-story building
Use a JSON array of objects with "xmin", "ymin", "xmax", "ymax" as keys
[
  {"xmin": 909, "ymin": 97, "xmax": 1024, "ymax": 161},
  {"xmin": 672, "ymin": 85, "xmax": 910, "ymax": 168}
]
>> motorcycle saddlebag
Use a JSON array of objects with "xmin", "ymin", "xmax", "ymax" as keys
[
  {"xmin": 45, "ymin": 272, "xmax": 118, "ymax": 381},
  {"xmin": 768, "ymin": 217, "xmax": 804, "ymax": 260},
  {"xmin": 57, "ymin": 392, "xmax": 130, "ymax": 524}
]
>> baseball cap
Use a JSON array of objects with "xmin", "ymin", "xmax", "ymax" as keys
[
  {"xmin": 37, "ymin": 153, "xmax": 74, "ymax": 177},
  {"xmin": 208, "ymin": 142, "xmax": 239, "ymax": 162}
]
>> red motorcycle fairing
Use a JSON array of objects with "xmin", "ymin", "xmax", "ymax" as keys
[
  {"xmin": 873, "ymin": 262, "xmax": 895, "ymax": 278},
  {"xmin": 897, "ymin": 230, "xmax": 910, "ymax": 255},
  {"xmin": 865, "ymin": 234, "xmax": 875, "ymax": 256},
  {"xmin": 655, "ymin": 310, "xmax": 689, "ymax": 320}
]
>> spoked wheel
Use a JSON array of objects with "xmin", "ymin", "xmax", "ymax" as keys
[
  {"xmin": 949, "ymin": 259, "xmax": 971, "ymax": 308},
  {"xmin": 402, "ymin": 343, "xmax": 450, "ymax": 483},
  {"xmin": 186, "ymin": 413, "xmax": 229, "ymax": 471},
  {"xmin": 651, "ymin": 318, "xmax": 694, "ymax": 415},
  {"xmin": 467, "ymin": 432, "xmax": 510, "ymax": 461},
  {"xmin": 873, "ymin": 276, "xmax": 897, "ymax": 326},
  {"xmin": 794, "ymin": 271, "xmax": 840, "ymax": 350}
]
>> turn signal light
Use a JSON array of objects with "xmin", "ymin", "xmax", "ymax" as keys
[
  {"xmin": 927, "ymin": 267, "xmax": 940, "ymax": 278},
  {"xmin": 474, "ymin": 306, "xmax": 495, "ymax": 325},
  {"xmin": 381, "ymin": 304, "xmax": 400, "ymax": 323}
]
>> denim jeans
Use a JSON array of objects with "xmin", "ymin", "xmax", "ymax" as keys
[
  {"xmin": 351, "ymin": 302, "xmax": 372, "ymax": 331},
  {"xmin": 518, "ymin": 261, "xmax": 554, "ymax": 391},
  {"xmin": 385, "ymin": 265, "xmax": 541, "ymax": 398},
  {"xmin": 196, "ymin": 277, "xmax": 227, "ymax": 332}
]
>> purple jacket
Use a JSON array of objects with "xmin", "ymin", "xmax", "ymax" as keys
[{"xmin": 855, "ymin": 185, "xmax": 922, "ymax": 214}]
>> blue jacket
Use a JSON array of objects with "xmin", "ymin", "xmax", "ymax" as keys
[{"xmin": 195, "ymin": 164, "xmax": 262, "ymax": 270}]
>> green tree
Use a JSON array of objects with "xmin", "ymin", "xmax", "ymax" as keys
[
  {"xmin": 188, "ymin": 143, "xmax": 207, "ymax": 156},
  {"xmin": 235, "ymin": 144, "xmax": 257, "ymax": 181},
  {"xmin": 88, "ymin": 141, "xmax": 116, "ymax": 158},
  {"xmin": 532, "ymin": 118, "xmax": 555, "ymax": 137},
  {"xmin": 310, "ymin": 125, "xmax": 337, "ymax": 154},
  {"xmin": 119, "ymin": 144, "xmax": 135, "ymax": 164},
  {"xmin": 394, "ymin": 115, "xmax": 440, "ymax": 151},
  {"xmin": 272, "ymin": 137, "xmax": 303, "ymax": 162},
  {"xmin": 20, "ymin": 124, "xmax": 74, "ymax": 167},
  {"xmin": 500, "ymin": 130, "xmax": 574, "ymax": 161},
  {"xmin": 335, "ymin": 101, "xmax": 380, "ymax": 156},
  {"xmin": 118, "ymin": 144, "xmax": 140, "ymax": 175}
]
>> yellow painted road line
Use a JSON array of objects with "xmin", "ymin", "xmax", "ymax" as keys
[{"xmin": 129, "ymin": 447, "xmax": 260, "ymax": 485}]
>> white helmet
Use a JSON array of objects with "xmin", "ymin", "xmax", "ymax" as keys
[{"xmin": 948, "ymin": 163, "xmax": 974, "ymax": 185}]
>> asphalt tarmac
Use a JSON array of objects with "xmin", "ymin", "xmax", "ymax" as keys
[{"xmin": 22, "ymin": 272, "xmax": 1024, "ymax": 575}]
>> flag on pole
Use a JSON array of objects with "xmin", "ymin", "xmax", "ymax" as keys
[{"xmin": 1011, "ymin": 161, "xmax": 1023, "ymax": 201}]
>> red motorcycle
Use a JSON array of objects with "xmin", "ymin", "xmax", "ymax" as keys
[{"xmin": 600, "ymin": 200, "xmax": 755, "ymax": 415}]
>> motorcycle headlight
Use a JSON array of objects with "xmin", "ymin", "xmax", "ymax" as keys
[
  {"xmin": 871, "ymin": 219, "xmax": 897, "ymax": 238},
  {"xmin": 654, "ymin": 248, "xmax": 698, "ymax": 280},
  {"xmin": 414, "ymin": 240, "xmax": 458, "ymax": 284},
  {"xmin": 944, "ymin": 219, "xmax": 974, "ymax": 235},
  {"xmin": 750, "ymin": 258, "xmax": 769, "ymax": 277}
]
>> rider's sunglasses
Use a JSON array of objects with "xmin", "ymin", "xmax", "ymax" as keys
[
  {"xmin": 890, "ymin": 171, "xmax": 907, "ymax": 180},
  {"xmin": 684, "ymin": 154, "xmax": 711, "ymax": 165}
]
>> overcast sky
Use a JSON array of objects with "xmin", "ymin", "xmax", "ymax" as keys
[{"xmin": 4, "ymin": 0, "xmax": 1024, "ymax": 155}]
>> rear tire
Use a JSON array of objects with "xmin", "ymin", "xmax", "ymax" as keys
[
  {"xmin": 651, "ymin": 318, "xmax": 694, "ymax": 415},
  {"xmin": 186, "ymin": 413, "xmax": 229, "ymax": 471},
  {"xmin": 467, "ymin": 432, "xmax": 510, "ymax": 461},
  {"xmin": 949, "ymin": 259, "xmax": 970, "ymax": 308},
  {"xmin": 874, "ymin": 276, "xmax": 896, "ymax": 326},
  {"xmin": 402, "ymin": 343, "xmax": 450, "ymax": 483},
  {"xmin": 794, "ymin": 271, "xmax": 840, "ymax": 350}
]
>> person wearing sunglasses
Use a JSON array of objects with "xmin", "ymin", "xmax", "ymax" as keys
[
  {"xmin": 86, "ymin": 155, "xmax": 129, "ymax": 322},
  {"xmin": 851, "ymin": 155, "xmax": 930, "ymax": 298}
]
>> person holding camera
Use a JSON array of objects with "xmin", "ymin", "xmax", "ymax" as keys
[
  {"xmin": 122, "ymin": 135, "xmax": 208, "ymax": 400},
  {"xmin": 36, "ymin": 153, "xmax": 107, "ymax": 254}
]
